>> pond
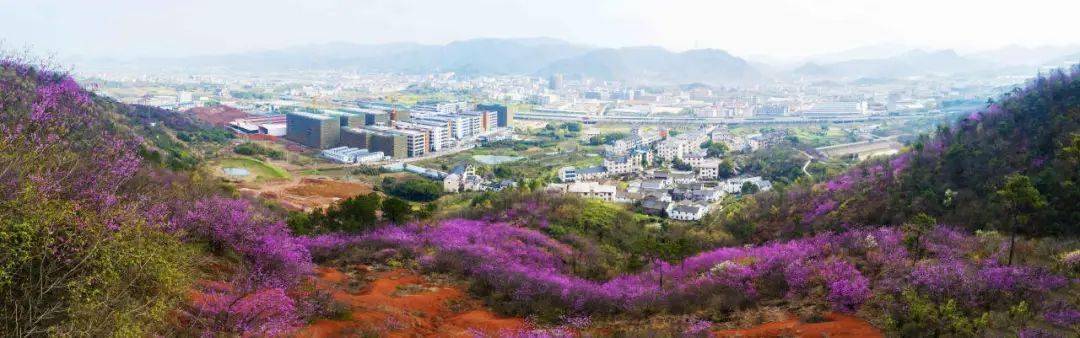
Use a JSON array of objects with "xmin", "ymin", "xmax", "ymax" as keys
[
  {"xmin": 472, "ymin": 155, "xmax": 525, "ymax": 165},
  {"xmin": 222, "ymin": 167, "xmax": 251, "ymax": 177}
]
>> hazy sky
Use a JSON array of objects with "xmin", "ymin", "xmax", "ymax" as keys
[{"xmin": 3, "ymin": 0, "xmax": 1079, "ymax": 59}]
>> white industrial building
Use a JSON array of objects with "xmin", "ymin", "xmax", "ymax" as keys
[{"xmin": 320, "ymin": 147, "xmax": 384, "ymax": 164}]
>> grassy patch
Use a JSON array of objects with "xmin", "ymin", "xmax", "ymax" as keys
[{"xmin": 215, "ymin": 157, "xmax": 291, "ymax": 181}]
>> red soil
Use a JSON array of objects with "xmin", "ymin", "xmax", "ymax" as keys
[
  {"xmin": 185, "ymin": 105, "xmax": 250, "ymax": 126},
  {"xmin": 294, "ymin": 267, "xmax": 528, "ymax": 337},
  {"xmin": 713, "ymin": 312, "xmax": 882, "ymax": 338}
]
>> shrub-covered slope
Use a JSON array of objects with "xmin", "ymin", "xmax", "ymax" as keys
[
  {"xmin": 0, "ymin": 58, "xmax": 322, "ymax": 335},
  {"xmin": 718, "ymin": 65, "xmax": 1080, "ymax": 242}
]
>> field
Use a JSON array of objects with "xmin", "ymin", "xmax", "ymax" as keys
[{"xmin": 213, "ymin": 157, "xmax": 291, "ymax": 182}]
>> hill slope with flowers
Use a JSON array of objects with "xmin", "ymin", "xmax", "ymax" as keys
[
  {"xmin": 1, "ymin": 54, "xmax": 1077, "ymax": 337},
  {"xmin": 714, "ymin": 66, "xmax": 1080, "ymax": 242},
  {"xmin": 301, "ymin": 66, "xmax": 1080, "ymax": 336},
  {"xmin": 0, "ymin": 56, "xmax": 544, "ymax": 336}
]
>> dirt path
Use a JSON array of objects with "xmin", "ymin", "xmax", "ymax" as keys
[
  {"xmin": 294, "ymin": 267, "xmax": 528, "ymax": 337},
  {"xmin": 713, "ymin": 312, "xmax": 882, "ymax": 338}
]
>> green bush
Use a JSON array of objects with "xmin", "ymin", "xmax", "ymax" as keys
[
  {"xmin": 381, "ymin": 177, "xmax": 442, "ymax": 202},
  {"xmin": 0, "ymin": 192, "xmax": 194, "ymax": 336}
]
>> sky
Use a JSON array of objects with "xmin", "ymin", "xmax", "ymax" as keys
[{"xmin": 2, "ymin": 0, "xmax": 1080, "ymax": 60}]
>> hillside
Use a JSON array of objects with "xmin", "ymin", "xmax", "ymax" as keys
[
  {"xmin": 2, "ymin": 56, "xmax": 1077, "ymax": 337},
  {"xmin": 718, "ymin": 65, "xmax": 1080, "ymax": 241},
  {"xmin": 0, "ymin": 57, "xmax": 535, "ymax": 336}
]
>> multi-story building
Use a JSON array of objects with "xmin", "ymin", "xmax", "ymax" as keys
[
  {"xmin": 364, "ymin": 111, "xmax": 391, "ymax": 126},
  {"xmin": 415, "ymin": 101, "xmax": 468, "ymax": 114},
  {"xmin": 341, "ymin": 126, "xmax": 410, "ymax": 159},
  {"xmin": 396, "ymin": 121, "xmax": 447, "ymax": 152},
  {"xmin": 548, "ymin": 73, "xmax": 563, "ymax": 91},
  {"xmin": 415, "ymin": 115, "xmax": 468, "ymax": 139},
  {"xmin": 460, "ymin": 113, "xmax": 482, "ymax": 137},
  {"xmin": 285, "ymin": 111, "xmax": 340, "ymax": 149},
  {"xmin": 339, "ymin": 127, "xmax": 371, "ymax": 148},
  {"xmin": 693, "ymin": 158, "xmax": 721, "ymax": 179},
  {"xmin": 603, "ymin": 155, "xmax": 636, "ymax": 175},
  {"xmin": 366, "ymin": 127, "xmax": 408, "ymax": 159},
  {"xmin": 396, "ymin": 128, "xmax": 427, "ymax": 157},
  {"xmin": 411, "ymin": 119, "xmax": 454, "ymax": 148},
  {"xmin": 603, "ymin": 151, "xmax": 650, "ymax": 175},
  {"xmin": 391, "ymin": 109, "xmax": 410, "ymax": 122},
  {"xmin": 476, "ymin": 103, "xmax": 516, "ymax": 128},
  {"xmin": 656, "ymin": 138, "xmax": 692, "ymax": 161},
  {"xmin": 322, "ymin": 109, "xmax": 364, "ymax": 127},
  {"xmin": 657, "ymin": 131, "xmax": 711, "ymax": 161}
]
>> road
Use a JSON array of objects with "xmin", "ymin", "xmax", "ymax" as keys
[{"xmin": 798, "ymin": 150, "xmax": 814, "ymax": 179}]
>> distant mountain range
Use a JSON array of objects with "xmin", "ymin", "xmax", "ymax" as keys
[
  {"xmin": 791, "ymin": 49, "xmax": 990, "ymax": 79},
  {"xmin": 72, "ymin": 38, "xmax": 1080, "ymax": 86},
  {"xmin": 538, "ymin": 46, "xmax": 760, "ymax": 85}
]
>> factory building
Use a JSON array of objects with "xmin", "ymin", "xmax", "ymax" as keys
[
  {"xmin": 320, "ymin": 109, "xmax": 364, "ymax": 127},
  {"xmin": 285, "ymin": 111, "xmax": 339, "ymax": 149},
  {"xmin": 364, "ymin": 111, "xmax": 391, "ymax": 126},
  {"xmin": 366, "ymin": 128, "xmax": 408, "ymax": 159},
  {"xmin": 339, "ymin": 127, "xmax": 372, "ymax": 148}
]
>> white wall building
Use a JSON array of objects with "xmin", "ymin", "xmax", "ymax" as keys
[{"xmin": 666, "ymin": 201, "xmax": 710, "ymax": 221}]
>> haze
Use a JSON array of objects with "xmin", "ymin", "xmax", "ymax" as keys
[{"xmin": 3, "ymin": 0, "xmax": 1080, "ymax": 60}]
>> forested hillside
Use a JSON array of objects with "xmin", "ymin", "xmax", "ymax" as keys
[{"xmin": 717, "ymin": 65, "xmax": 1080, "ymax": 242}]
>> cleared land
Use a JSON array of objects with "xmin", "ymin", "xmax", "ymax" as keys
[
  {"xmin": 239, "ymin": 177, "xmax": 373, "ymax": 211},
  {"xmin": 297, "ymin": 266, "xmax": 528, "ymax": 337},
  {"xmin": 214, "ymin": 157, "xmax": 291, "ymax": 182}
]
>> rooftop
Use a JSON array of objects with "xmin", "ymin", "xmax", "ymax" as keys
[{"xmin": 288, "ymin": 111, "xmax": 335, "ymax": 120}]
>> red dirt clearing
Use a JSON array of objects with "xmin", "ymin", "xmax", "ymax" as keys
[
  {"xmin": 240, "ymin": 178, "xmax": 373, "ymax": 211},
  {"xmin": 185, "ymin": 105, "xmax": 250, "ymax": 126},
  {"xmin": 713, "ymin": 312, "xmax": 882, "ymax": 338},
  {"xmin": 294, "ymin": 267, "xmax": 528, "ymax": 337}
]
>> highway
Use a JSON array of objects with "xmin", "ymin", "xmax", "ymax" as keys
[{"xmin": 515, "ymin": 111, "xmax": 932, "ymax": 125}]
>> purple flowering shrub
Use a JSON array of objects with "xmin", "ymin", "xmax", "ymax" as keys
[
  {"xmin": 186, "ymin": 282, "xmax": 299, "ymax": 335},
  {"xmin": 0, "ymin": 57, "xmax": 321, "ymax": 336},
  {"xmin": 170, "ymin": 197, "xmax": 315, "ymax": 334},
  {"xmin": 1, "ymin": 57, "xmax": 195, "ymax": 335},
  {"xmin": 173, "ymin": 197, "xmax": 313, "ymax": 289},
  {"xmin": 314, "ymin": 217, "xmax": 1076, "ymax": 334}
]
